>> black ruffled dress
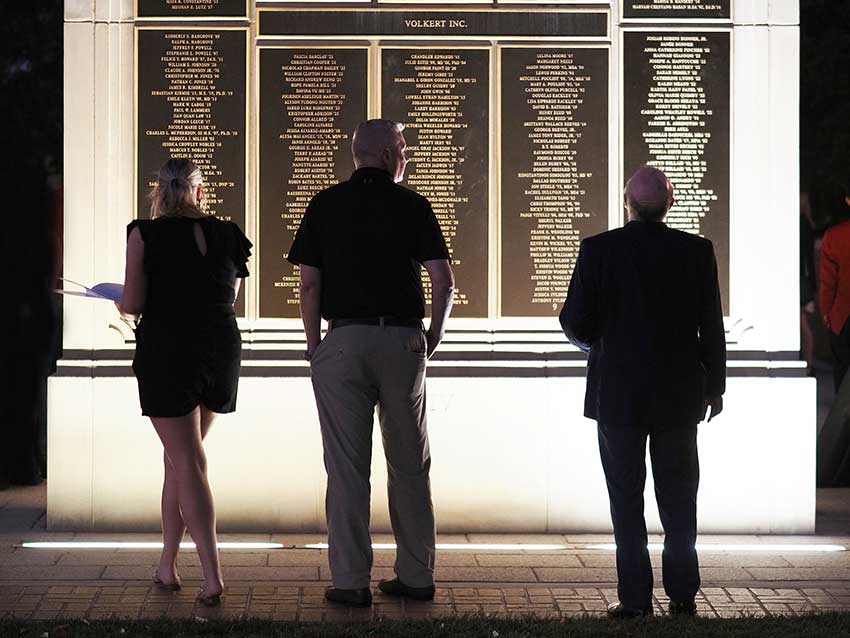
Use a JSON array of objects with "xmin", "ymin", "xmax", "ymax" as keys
[{"xmin": 127, "ymin": 216, "xmax": 252, "ymax": 417}]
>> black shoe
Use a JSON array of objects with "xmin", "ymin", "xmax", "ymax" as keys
[
  {"xmin": 7, "ymin": 455, "xmax": 43, "ymax": 486},
  {"xmin": 607, "ymin": 602, "xmax": 653, "ymax": 618},
  {"xmin": 324, "ymin": 586, "xmax": 372, "ymax": 607},
  {"xmin": 378, "ymin": 578, "xmax": 435, "ymax": 601},
  {"xmin": 668, "ymin": 600, "xmax": 697, "ymax": 616}
]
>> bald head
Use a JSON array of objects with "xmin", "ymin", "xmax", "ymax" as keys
[
  {"xmin": 625, "ymin": 166, "xmax": 674, "ymax": 222},
  {"xmin": 352, "ymin": 119, "xmax": 408, "ymax": 182}
]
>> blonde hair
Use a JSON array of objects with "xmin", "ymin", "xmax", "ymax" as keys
[{"xmin": 148, "ymin": 158, "xmax": 206, "ymax": 218}]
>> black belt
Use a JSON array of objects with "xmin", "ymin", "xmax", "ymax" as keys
[{"xmin": 328, "ymin": 317, "xmax": 422, "ymax": 330}]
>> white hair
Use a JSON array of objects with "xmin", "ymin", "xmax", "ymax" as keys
[{"xmin": 352, "ymin": 119, "xmax": 405, "ymax": 164}]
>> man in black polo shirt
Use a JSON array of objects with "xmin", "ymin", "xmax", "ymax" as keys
[{"xmin": 287, "ymin": 119, "xmax": 455, "ymax": 607}]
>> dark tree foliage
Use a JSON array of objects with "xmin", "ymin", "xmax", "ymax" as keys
[
  {"xmin": 801, "ymin": 0, "xmax": 850, "ymax": 226},
  {"xmin": 0, "ymin": 2, "xmax": 62, "ymax": 352},
  {"xmin": 0, "ymin": 2, "xmax": 62, "ymax": 486},
  {"xmin": 0, "ymin": 2, "xmax": 62, "ymax": 177},
  {"xmin": 0, "ymin": 1, "xmax": 62, "ymax": 296}
]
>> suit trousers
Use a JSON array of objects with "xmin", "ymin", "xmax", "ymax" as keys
[
  {"xmin": 310, "ymin": 324, "xmax": 435, "ymax": 590},
  {"xmin": 597, "ymin": 421, "xmax": 700, "ymax": 609},
  {"xmin": 830, "ymin": 316, "xmax": 850, "ymax": 392}
]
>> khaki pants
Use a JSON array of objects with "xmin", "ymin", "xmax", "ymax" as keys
[{"xmin": 310, "ymin": 324, "xmax": 435, "ymax": 589}]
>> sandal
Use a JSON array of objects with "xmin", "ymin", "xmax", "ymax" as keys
[
  {"xmin": 153, "ymin": 571, "xmax": 182, "ymax": 591},
  {"xmin": 197, "ymin": 586, "xmax": 223, "ymax": 607}
]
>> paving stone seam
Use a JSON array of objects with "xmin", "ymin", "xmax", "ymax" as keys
[{"xmin": 7, "ymin": 579, "xmax": 850, "ymax": 590}]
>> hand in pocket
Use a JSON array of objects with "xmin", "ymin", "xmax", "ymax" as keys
[{"xmin": 405, "ymin": 331, "xmax": 427, "ymax": 355}]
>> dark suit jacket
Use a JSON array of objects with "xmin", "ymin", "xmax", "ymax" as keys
[{"xmin": 559, "ymin": 220, "xmax": 726, "ymax": 427}]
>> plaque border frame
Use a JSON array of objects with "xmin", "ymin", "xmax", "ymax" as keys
[
  {"xmin": 494, "ymin": 0, "xmax": 609, "ymax": 5},
  {"xmin": 135, "ymin": 0, "xmax": 250, "ymax": 21},
  {"xmin": 619, "ymin": 0, "xmax": 733, "ymax": 24},
  {"xmin": 259, "ymin": 0, "xmax": 608, "ymax": 4},
  {"xmin": 254, "ymin": 43, "xmax": 373, "ymax": 321},
  {"xmin": 496, "ymin": 42, "xmax": 612, "ymax": 319},
  {"xmin": 618, "ymin": 26, "xmax": 733, "ymax": 316},
  {"xmin": 256, "ymin": 7, "xmax": 611, "ymax": 42}
]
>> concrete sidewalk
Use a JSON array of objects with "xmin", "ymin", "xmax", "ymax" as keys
[{"xmin": 1, "ymin": 484, "xmax": 849, "ymax": 621}]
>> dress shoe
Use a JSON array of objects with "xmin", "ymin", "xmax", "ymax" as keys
[
  {"xmin": 378, "ymin": 578, "xmax": 435, "ymax": 601},
  {"xmin": 324, "ymin": 586, "xmax": 372, "ymax": 607},
  {"xmin": 607, "ymin": 602, "xmax": 653, "ymax": 618},
  {"xmin": 668, "ymin": 600, "xmax": 697, "ymax": 616}
]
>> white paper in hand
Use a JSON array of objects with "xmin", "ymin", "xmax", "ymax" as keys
[{"xmin": 56, "ymin": 278, "xmax": 124, "ymax": 302}]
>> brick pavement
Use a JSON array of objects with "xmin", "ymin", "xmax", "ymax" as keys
[{"xmin": 2, "ymin": 485, "xmax": 850, "ymax": 621}]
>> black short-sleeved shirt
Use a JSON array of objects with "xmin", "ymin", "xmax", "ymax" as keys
[{"xmin": 287, "ymin": 167, "xmax": 450, "ymax": 320}]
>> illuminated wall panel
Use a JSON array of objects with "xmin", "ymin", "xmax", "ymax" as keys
[{"xmin": 56, "ymin": 0, "xmax": 809, "ymax": 533}]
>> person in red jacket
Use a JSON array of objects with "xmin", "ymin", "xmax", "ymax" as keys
[{"xmin": 819, "ymin": 186, "xmax": 850, "ymax": 390}]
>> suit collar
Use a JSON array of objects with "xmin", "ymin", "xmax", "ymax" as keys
[
  {"xmin": 625, "ymin": 220, "xmax": 667, "ymax": 231},
  {"xmin": 350, "ymin": 167, "xmax": 394, "ymax": 184}
]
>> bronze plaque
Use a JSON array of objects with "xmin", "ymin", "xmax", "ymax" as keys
[
  {"xmin": 258, "ymin": 48, "xmax": 368, "ymax": 319},
  {"xmin": 137, "ymin": 29, "xmax": 247, "ymax": 224},
  {"xmin": 137, "ymin": 0, "xmax": 247, "ymax": 19},
  {"xmin": 623, "ymin": 0, "xmax": 731, "ymax": 19},
  {"xmin": 260, "ymin": 10, "xmax": 608, "ymax": 38},
  {"xmin": 137, "ymin": 29, "xmax": 248, "ymax": 310},
  {"xmin": 381, "ymin": 49, "xmax": 490, "ymax": 318},
  {"xmin": 500, "ymin": 48, "xmax": 609, "ymax": 317},
  {"xmin": 623, "ymin": 32, "xmax": 730, "ymax": 309}
]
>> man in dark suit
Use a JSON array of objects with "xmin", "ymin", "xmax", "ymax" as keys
[{"xmin": 559, "ymin": 166, "xmax": 726, "ymax": 618}]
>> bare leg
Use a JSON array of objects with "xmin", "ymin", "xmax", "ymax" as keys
[
  {"xmin": 151, "ymin": 408, "xmax": 223, "ymax": 596},
  {"xmin": 157, "ymin": 410, "xmax": 217, "ymax": 584},
  {"xmin": 158, "ymin": 450, "xmax": 185, "ymax": 584}
]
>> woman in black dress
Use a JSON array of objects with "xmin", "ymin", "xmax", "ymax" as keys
[{"xmin": 119, "ymin": 158, "xmax": 251, "ymax": 606}]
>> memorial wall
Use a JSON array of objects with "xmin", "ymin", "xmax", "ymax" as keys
[
  {"xmin": 619, "ymin": 5, "xmax": 732, "ymax": 308},
  {"xmin": 258, "ymin": 48, "xmax": 368, "ymax": 318},
  {"xmin": 134, "ymin": 3, "xmax": 732, "ymax": 320},
  {"xmin": 382, "ymin": 48, "xmax": 490, "ymax": 317},
  {"xmin": 136, "ymin": 28, "xmax": 247, "ymax": 226},
  {"xmin": 136, "ymin": 26, "xmax": 248, "ymax": 309},
  {"xmin": 501, "ymin": 47, "xmax": 609, "ymax": 316},
  {"xmin": 623, "ymin": 30, "xmax": 731, "ymax": 307},
  {"xmin": 58, "ymin": 1, "xmax": 812, "ymax": 534}
]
